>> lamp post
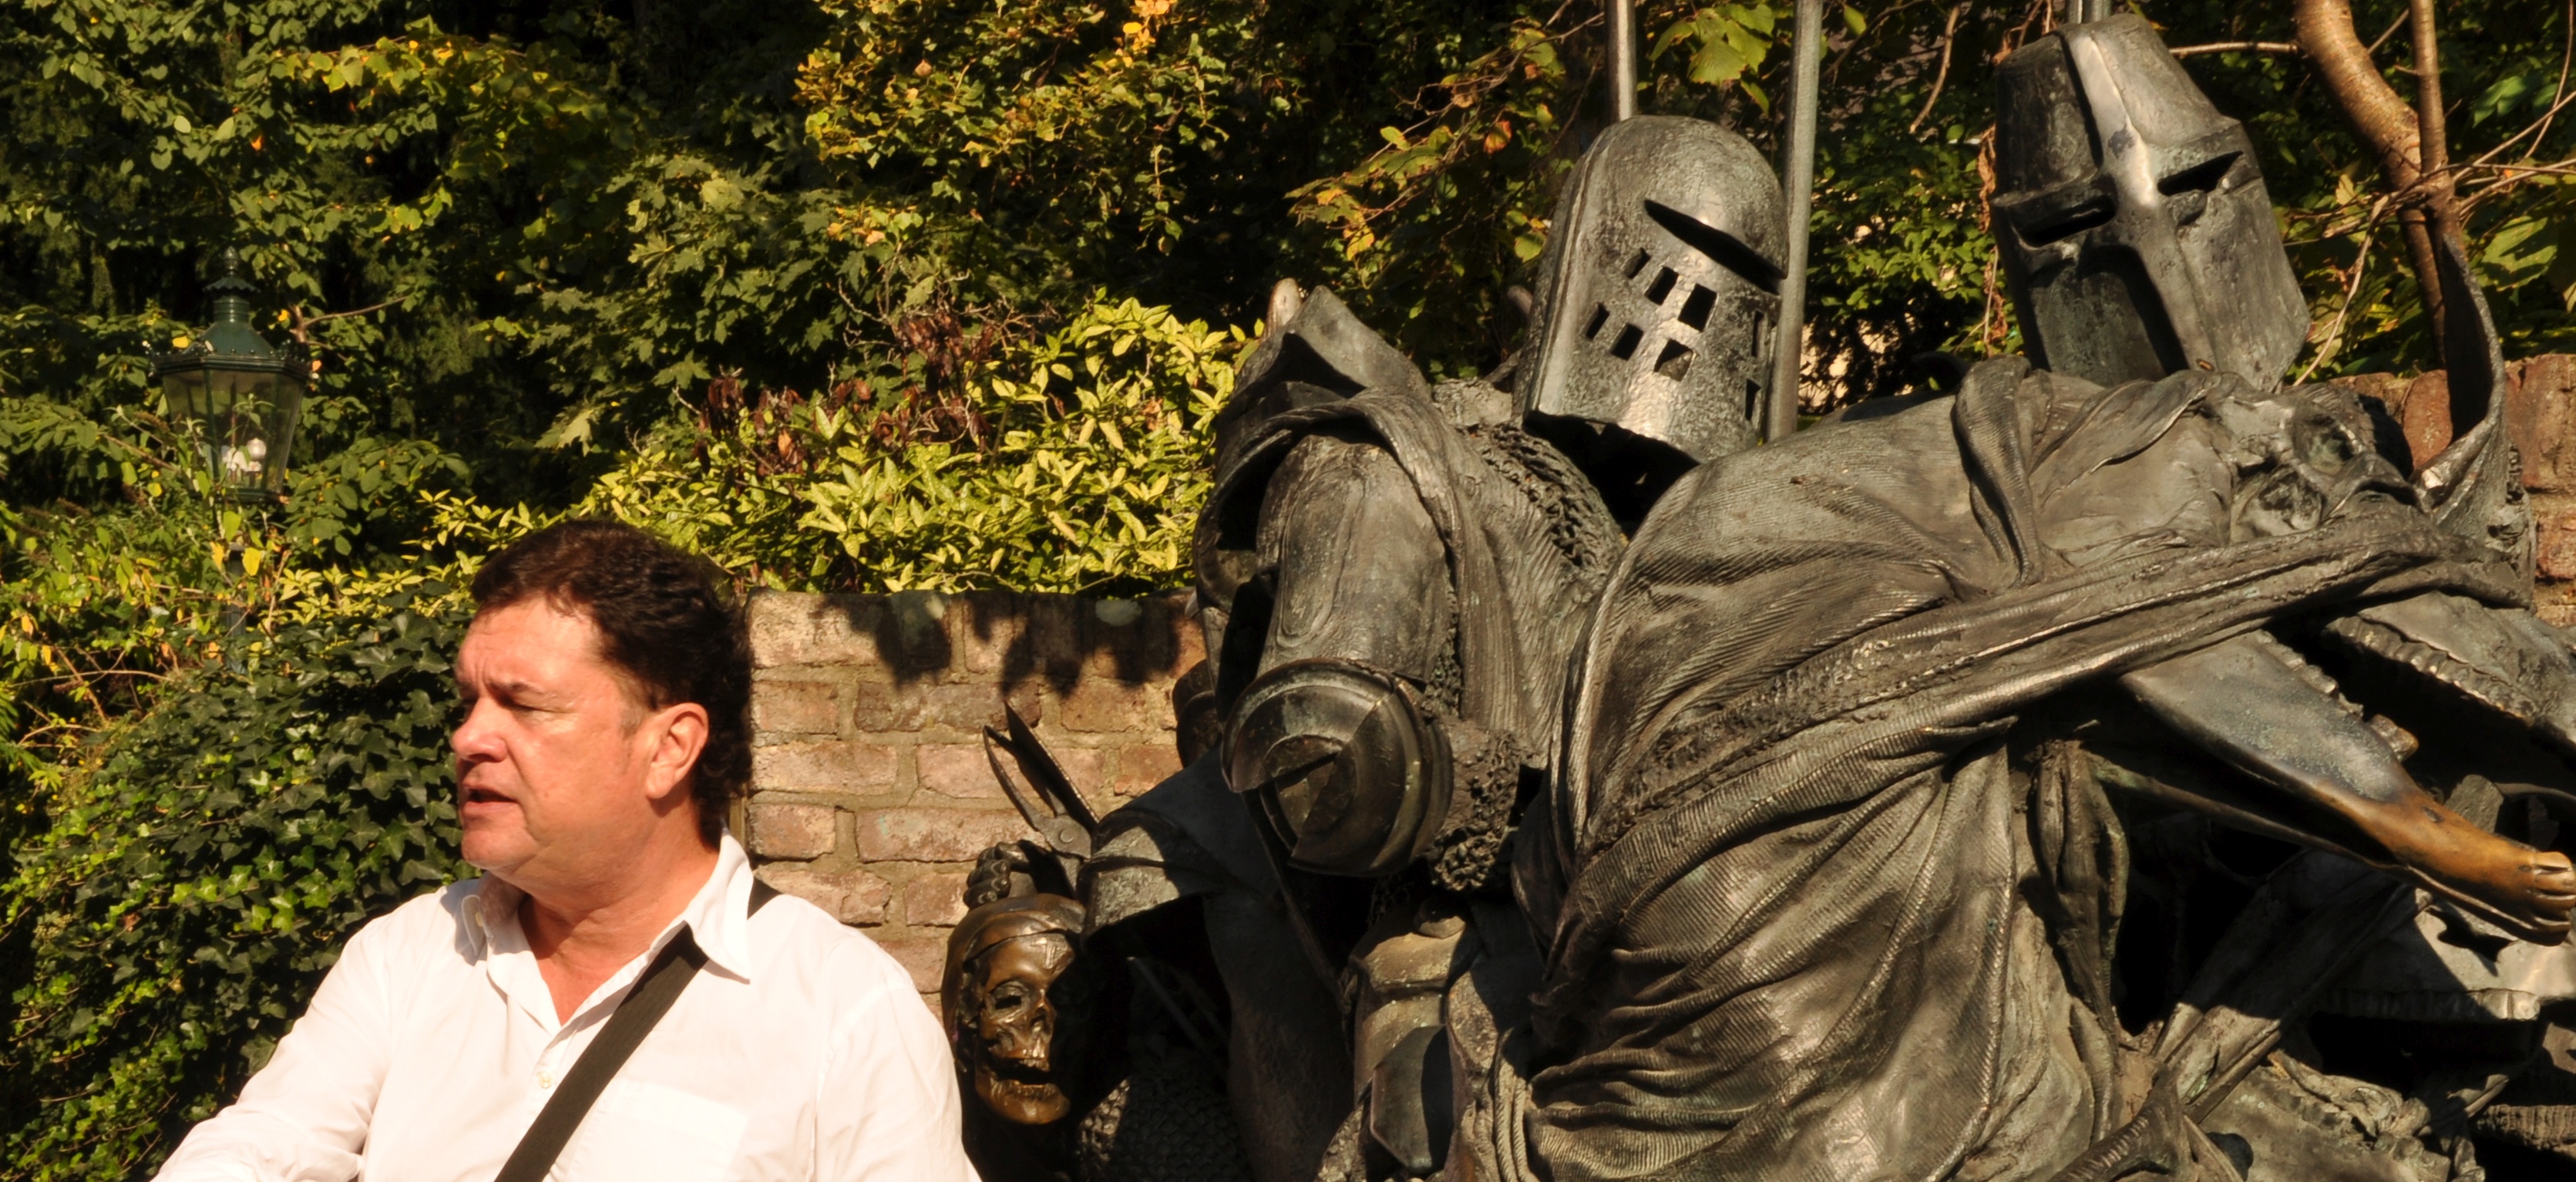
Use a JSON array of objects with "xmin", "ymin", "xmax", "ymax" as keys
[{"xmin": 152, "ymin": 248, "xmax": 307, "ymax": 505}]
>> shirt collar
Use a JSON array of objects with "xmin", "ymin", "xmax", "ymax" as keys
[
  {"xmin": 686, "ymin": 833, "xmax": 758, "ymax": 980},
  {"xmin": 465, "ymin": 834, "xmax": 759, "ymax": 982}
]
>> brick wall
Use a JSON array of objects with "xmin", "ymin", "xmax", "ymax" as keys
[{"xmin": 742, "ymin": 591, "xmax": 1201, "ymax": 996}]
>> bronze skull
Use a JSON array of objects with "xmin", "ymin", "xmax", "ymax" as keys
[{"xmin": 942, "ymin": 894, "xmax": 1088, "ymax": 1126}]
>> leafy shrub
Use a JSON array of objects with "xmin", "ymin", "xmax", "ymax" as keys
[
  {"xmin": 583, "ymin": 297, "xmax": 1236, "ymax": 594},
  {"xmin": 0, "ymin": 594, "xmax": 468, "ymax": 1180}
]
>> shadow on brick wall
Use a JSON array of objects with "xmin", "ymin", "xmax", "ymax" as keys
[
  {"xmin": 752, "ymin": 588, "xmax": 1195, "ymax": 692},
  {"xmin": 742, "ymin": 589, "xmax": 1205, "ymax": 996}
]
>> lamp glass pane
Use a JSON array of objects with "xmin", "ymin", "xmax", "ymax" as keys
[{"xmin": 210, "ymin": 369, "xmax": 281, "ymax": 493}]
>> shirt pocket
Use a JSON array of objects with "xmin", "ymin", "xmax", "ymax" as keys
[{"xmin": 550, "ymin": 1078, "xmax": 750, "ymax": 1182}]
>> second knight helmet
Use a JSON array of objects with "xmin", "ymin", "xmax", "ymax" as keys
[
  {"xmin": 1521, "ymin": 116, "xmax": 1786, "ymax": 463},
  {"xmin": 1993, "ymin": 14, "xmax": 2309, "ymax": 389}
]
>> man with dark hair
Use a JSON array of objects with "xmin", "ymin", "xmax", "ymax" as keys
[{"xmin": 155, "ymin": 521, "xmax": 976, "ymax": 1182}]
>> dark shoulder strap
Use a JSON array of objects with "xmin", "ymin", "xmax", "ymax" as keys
[{"xmin": 493, "ymin": 882, "xmax": 782, "ymax": 1182}]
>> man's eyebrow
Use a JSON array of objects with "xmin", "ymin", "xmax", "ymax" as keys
[{"xmin": 457, "ymin": 675, "xmax": 546, "ymax": 700}]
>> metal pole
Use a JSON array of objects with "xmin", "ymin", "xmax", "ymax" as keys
[
  {"xmin": 1767, "ymin": 0, "xmax": 1823, "ymax": 442},
  {"xmin": 1608, "ymin": 0, "xmax": 1639, "ymax": 121}
]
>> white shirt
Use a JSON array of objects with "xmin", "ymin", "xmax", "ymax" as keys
[{"xmin": 153, "ymin": 836, "xmax": 979, "ymax": 1182}]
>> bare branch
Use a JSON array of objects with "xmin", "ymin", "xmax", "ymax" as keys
[
  {"xmin": 2460, "ymin": 86, "xmax": 2576, "ymax": 180},
  {"xmin": 2538, "ymin": 0, "xmax": 2575, "ymax": 154},
  {"xmin": 2299, "ymin": 194, "xmax": 2395, "ymax": 383},
  {"xmin": 2295, "ymin": 0, "xmax": 2457, "ymax": 352},
  {"xmin": 283, "ymin": 298, "xmax": 407, "ymax": 349},
  {"xmin": 2410, "ymin": 0, "xmax": 2450, "ymax": 189},
  {"xmin": 2168, "ymin": 42, "xmax": 2302, "ymax": 58},
  {"xmin": 1908, "ymin": 4, "xmax": 1966, "ymax": 136}
]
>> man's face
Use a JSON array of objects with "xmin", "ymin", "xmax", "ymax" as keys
[{"xmin": 452, "ymin": 599, "xmax": 698, "ymax": 889}]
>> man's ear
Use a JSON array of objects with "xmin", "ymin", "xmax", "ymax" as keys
[{"xmin": 641, "ymin": 702, "xmax": 711, "ymax": 802}]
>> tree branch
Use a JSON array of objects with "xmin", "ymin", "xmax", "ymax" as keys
[
  {"xmin": 2295, "ymin": 0, "xmax": 2424, "ymax": 185},
  {"xmin": 2295, "ymin": 0, "xmax": 2453, "ymax": 355},
  {"xmin": 285, "ymin": 298, "xmax": 403, "ymax": 340},
  {"xmin": 2168, "ymin": 42, "xmax": 2302, "ymax": 58},
  {"xmin": 1908, "ymin": 4, "xmax": 1966, "ymax": 135},
  {"xmin": 2538, "ymin": 0, "xmax": 2575, "ymax": 154}
]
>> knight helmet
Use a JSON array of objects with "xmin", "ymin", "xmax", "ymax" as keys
[
  {"xmin": 1521, "ymin": 116, "xmax": 1787, "ymax": 463},
  {"xmin": 1993, "ymin": 14, "xmax": 2309, "ymax": 390}
]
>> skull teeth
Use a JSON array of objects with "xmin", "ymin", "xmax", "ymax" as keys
[
  {"xmin": 2244, "ymin": 630, "xmax": 2359, "ymax": 718},
  {"xmin": 2322, "ymin": 615, "xmax": 2544, "ymax": 727}
]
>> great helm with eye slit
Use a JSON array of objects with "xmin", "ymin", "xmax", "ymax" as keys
[
  {"xmin": 1520, "ymin": 116, "xmax": 1787, "ymax": 464},
  {"xmin": 1992, "ymin": 13, "xmax": 2310, "ymax": 391}
]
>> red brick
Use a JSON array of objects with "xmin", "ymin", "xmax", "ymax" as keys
[
  {"xmin": 752, "ymin": 742, "xmax": 898, "ymax": 792},
  {"xmin": 1048, "ymin": 745, "xmax": 1107, "ymax": 802},
  {"xmin": 2511, "ymin": 355, "xmax": 2576, "ymax": 491},
  {"xmin": 746, "ymin": 594, "xmax": 885, "ymax": 668},
  {"xmin": 2539, "ymin": 511, "xmax": 2576, "ymax": 582},
  {"xmin": 1025, "ymin": 597, "xmax": 1087, "ymax": 682},
  {"xmin": 1111, "ymin": 741, "xmax": 1183, "ymax": 797},
  {"xmin": 926, "ymin": 682, "xmax": 1034, "ymax": 734},
  {"xmin": 904, "ymin": 872, "xmax": 972, "ymax": 925},
  {"xmin": 2400, "ymin": 371, "xmax": 2453, "ymax": 473},
  {"xmin": 885, "ymin": 591, "xmax": 955, "ymax": 675},
  {"xmin": 948, "ymin": 593, "xmax": 1028, "ymax": 675},
  {"xmin": 748, "ymin": 802, "xmax": 839, "ymax": 860},
  {"xmin": 917, "ymin": 743, "xmax": 1004, "ymax": 800},
  {"xmin": 856, "ymin": 807, "xmax": 1034, "ymax": 862},
  {"xmin": 1055, "ymin": 680, "xmax": 1159, "ymax": 732},
  {"xmin": 875, "ymin": 934, "xmax": 951, "ymax": 994},
  {"xmin": 2339, "ymin": 371, "xmax": 2411, "ymax": 423},
  {"xmin": 849, "ymin": 679, "xmax": 929, "ymax": 733},
  {"xmin": 752, "ymin": 679, "xmax": 842, "ymax": 736},
  {"xmin": 1082, "ymin": 598, "xmax": 1181, "ymax": 681},
  {"xmin": 758, "ymin": 865, "xmax": 891, "ymax": 925}
]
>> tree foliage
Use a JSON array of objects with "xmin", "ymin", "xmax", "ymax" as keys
[
  {"xmin": 582, "ymin": 298, "xmax": 1236, "ymax": 595},
  {"xmin": 0, "ymin": 597, "xmax": 466, "ymax": 1178}
]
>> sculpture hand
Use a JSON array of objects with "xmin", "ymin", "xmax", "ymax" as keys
[
  {"xmin": 2124, "ymin": 631, "xmax": 2576, "ymax": 944},
  {"xmin": 2354, "ymin": 795, "xmax": 2576, "ymax": 944}
]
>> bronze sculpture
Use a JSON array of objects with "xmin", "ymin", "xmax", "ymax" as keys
[
  {"xmin": 943, "ymin": 12, "xmax": 2576, "ymax": 1180},
  {"xmin": 1132, "ymin": 114, "xmax": 1790, "ymax": 1182},
  {"xmin": 1511, "ymin": 15, "xmax": 2576, "ymax": 1180},
  {"xmin": 950, "ymin": 113, "xmax": 1790, "ymax": 1182},
  {"xmin": 947, "ymin": 895, "xmax": 1090, "ymax": 1129}
]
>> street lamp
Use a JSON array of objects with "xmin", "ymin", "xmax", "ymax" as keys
[{"xmin": 153, "ymin": 247, "xmax": 306, "ymax": 503}]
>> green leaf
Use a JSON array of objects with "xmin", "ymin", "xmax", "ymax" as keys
[{"xmin": 2472, "ymin": 69, "xmax": 2544, "ymax": 126}]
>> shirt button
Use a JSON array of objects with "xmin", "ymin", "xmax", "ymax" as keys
[{"xmin": 538, "ymin": 1070, "xmax": 557, "ymax": 1089}]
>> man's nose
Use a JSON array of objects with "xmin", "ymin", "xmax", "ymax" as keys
[{"xmin": 452, "ymin": 698, "xmax": 506, "ymax": 763}]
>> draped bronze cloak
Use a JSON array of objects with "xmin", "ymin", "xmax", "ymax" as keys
[{"xmin": 1509, "ymin": 359, "xmax": 2518, "ymax": 1182}]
